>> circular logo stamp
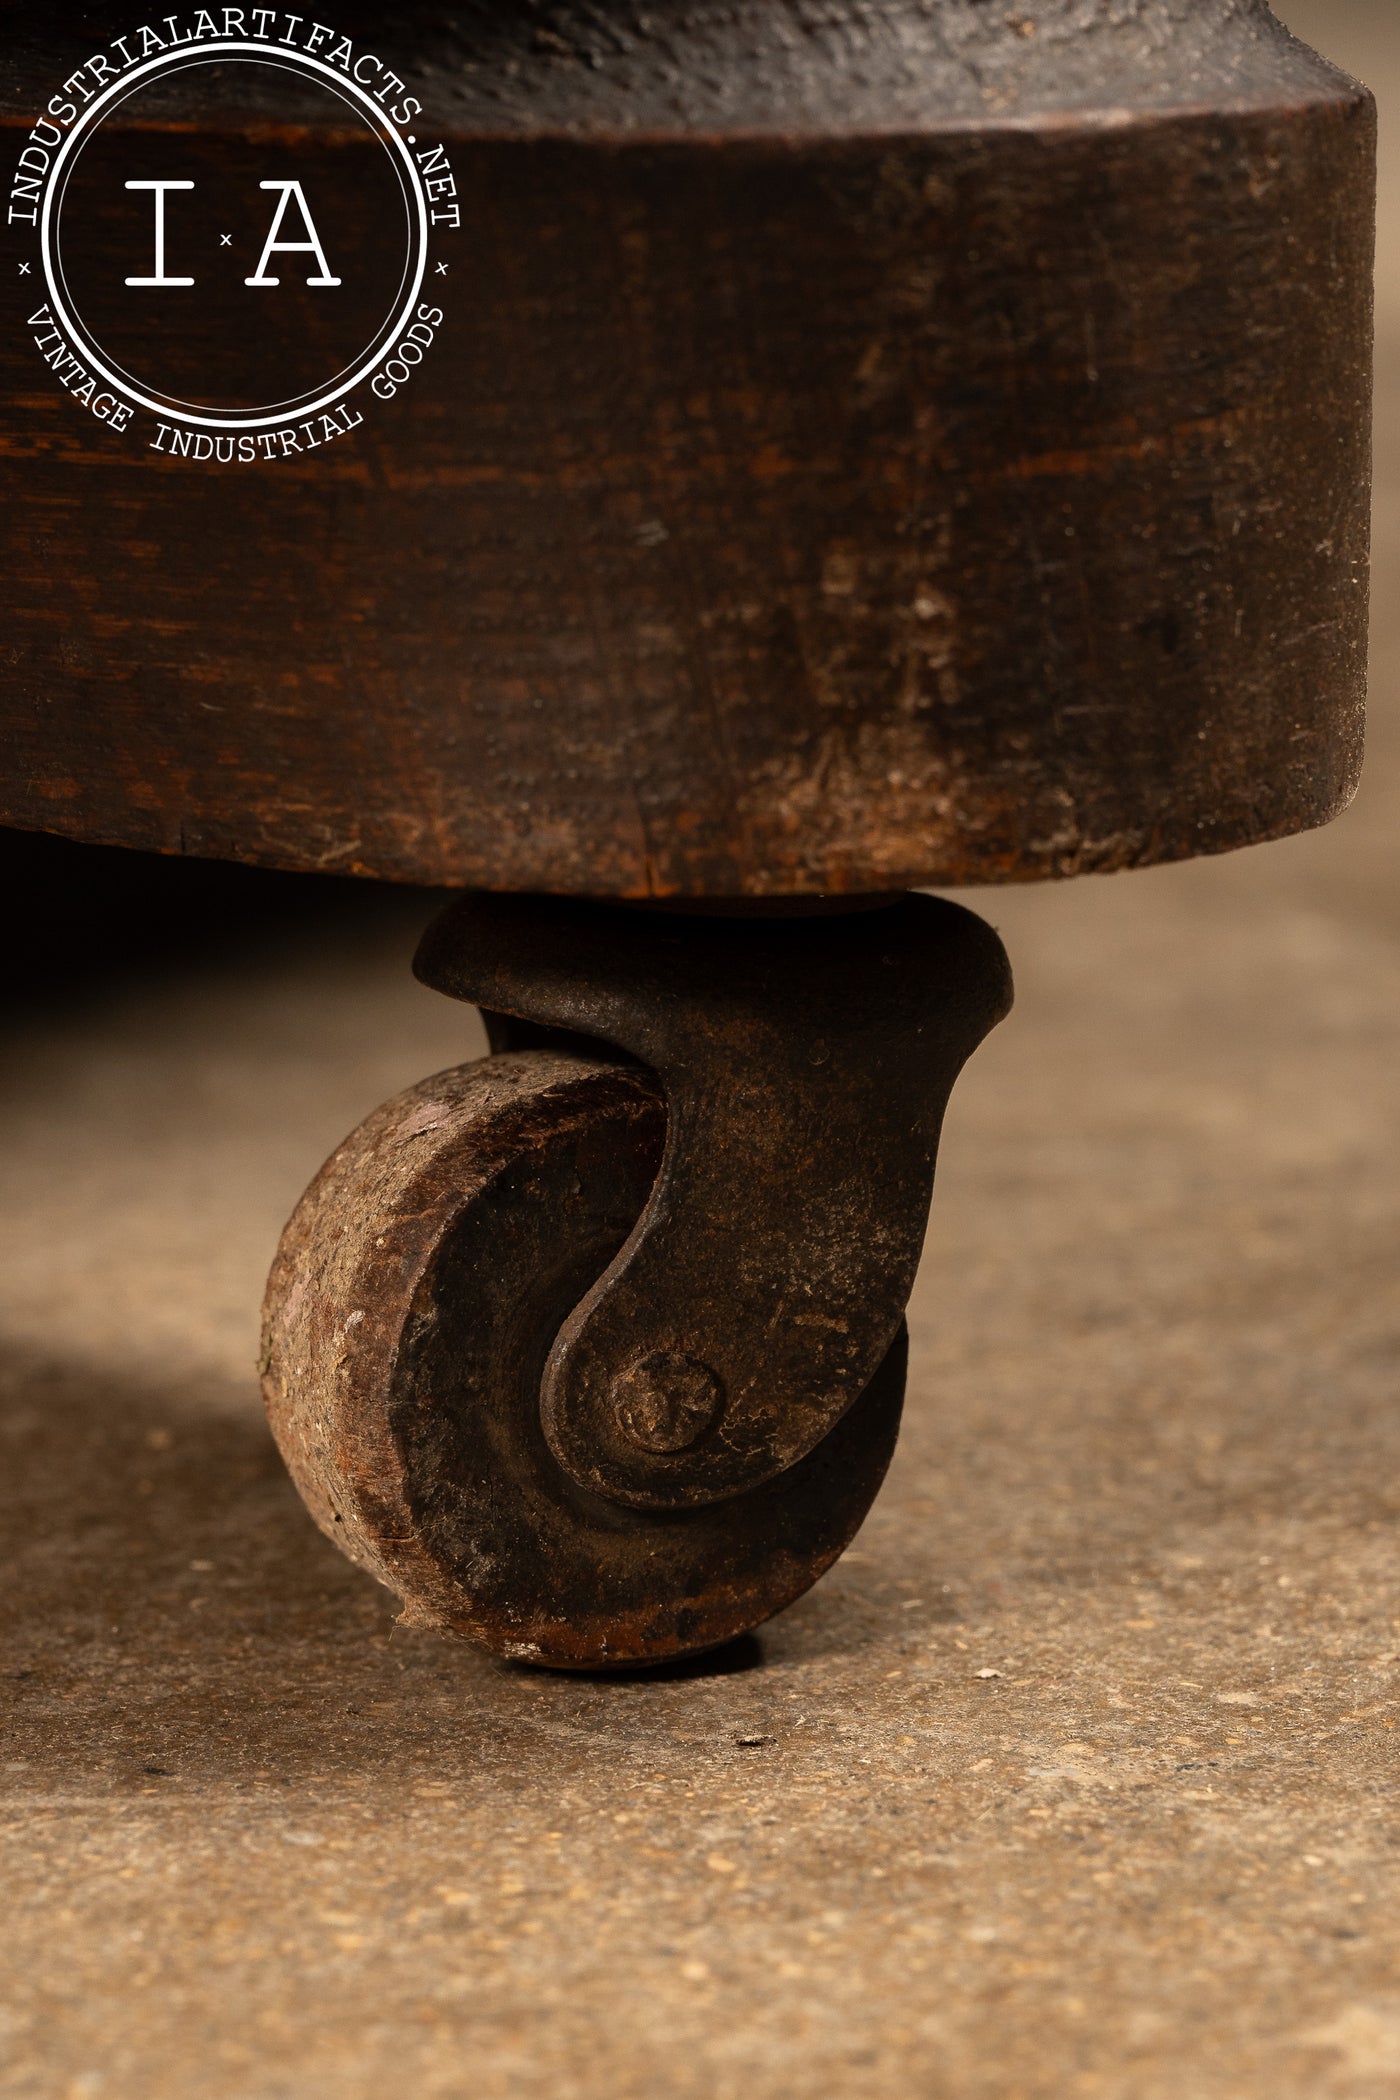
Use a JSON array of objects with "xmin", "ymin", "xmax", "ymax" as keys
[{"xmin": 9, "ymin": 13, "xmax": 457, "ymax": 461}]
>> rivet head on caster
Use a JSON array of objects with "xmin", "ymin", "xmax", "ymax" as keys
[{"xmin": 610, "ymin": 1352, "xmax": 725, "ymax": 1455}]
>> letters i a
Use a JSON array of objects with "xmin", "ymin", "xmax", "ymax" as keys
[{"xmin": 124, "ymin": 179, "xmax": 341, "ymax": 288}]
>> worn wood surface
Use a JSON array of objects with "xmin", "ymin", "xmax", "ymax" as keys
[
  {"xmin": 0, "ymin": 2, "xmax": 1375, "ymax": 894},
  {"xmin": 262, "ymin": 1049, "xmax": 907, "ymax": 1666}
]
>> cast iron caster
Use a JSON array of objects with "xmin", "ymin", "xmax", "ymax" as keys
[{"xmin": 262, "ymin": 891, "xmax": 1011, "ymax": 1669}]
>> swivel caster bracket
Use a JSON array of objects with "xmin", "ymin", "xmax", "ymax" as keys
[{"xmin": 263, "ymin": 892, "xmax": 1011, "ymax": 1668}]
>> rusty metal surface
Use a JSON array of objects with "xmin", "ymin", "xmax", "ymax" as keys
[
  {"xmin": 263, "ymin": 893, "xmax": 1007, "ymax": 1663},
  {"xmin": 0, "ymin": 2, "xmax": 1375, "ymax": 894},
  {"xmin": 416, "ymin": 891, "xmax": 1012, "ymax": 1509},
  {"xmin": 260, "ymin": 1051, "xmax": 906, "ymax": 1668}
]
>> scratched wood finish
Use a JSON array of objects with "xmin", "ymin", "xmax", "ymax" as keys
[{"xmin": 0, "ymin": 3, "xmax": 1375, "ymax": 895}]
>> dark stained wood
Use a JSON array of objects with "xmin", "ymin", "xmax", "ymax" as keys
[{"xmin": 0, "ymin": 3, "xmax": 1375, "ymax": 895}]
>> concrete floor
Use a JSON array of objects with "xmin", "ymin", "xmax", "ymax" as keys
[{"xmin": 3, "ymin": 5, "xmax": 1399, "ymax": 2095}]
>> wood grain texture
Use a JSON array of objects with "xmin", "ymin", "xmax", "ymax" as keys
[{"xmin": 0, "ymin": 2, "xmax": 1375, "ymax": 894}]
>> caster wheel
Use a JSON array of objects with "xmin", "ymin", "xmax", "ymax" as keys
[{"xmin": 262, "ymin": 1050, "xmax": 906, "ymax": 1670}]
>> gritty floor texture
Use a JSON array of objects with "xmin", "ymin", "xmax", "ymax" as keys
[{"xmin": 3, "ymin": 5, "xmax": 1399, "ymax": 2096}]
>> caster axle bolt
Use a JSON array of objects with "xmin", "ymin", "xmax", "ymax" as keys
[{"xmin": 611, "ymin": 1351, "xmax": 724, "ymax": 1454}]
